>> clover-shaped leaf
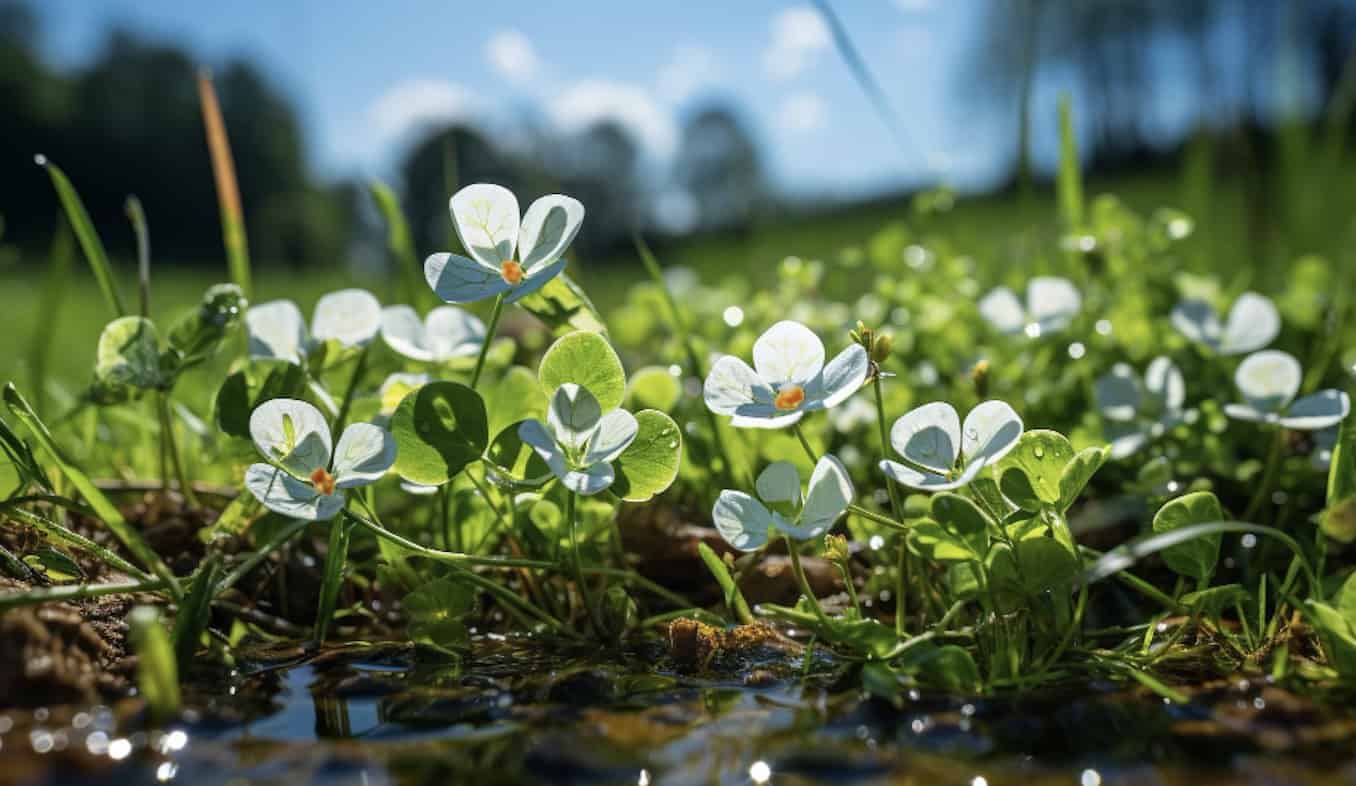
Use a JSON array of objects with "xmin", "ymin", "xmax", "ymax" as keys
[
  {"xmin": 998, "ymin": 430, "xmax": 1074, "ymax": 506},
  {"xmin": 404, "ymin": 577, "xmax": 476, "ymax": 657},
  {"xmin": 612, "ymin": 410, "xmax": 682, "ymax": 502},
  {"xmin": 626, "ymin": 366, "xmax": 682, "ymax": 412},
  {"xmin": 96, "ymin": 316, "xmax": 164, "ymax": 390},
  {"xmin": 1058, "ymin": 446, "xmax": 1108, "ymax": 512},
  {"xmin": 390, "ymin": 381, "xmax": 488, "ymax": 486},
  {"xmin": 1151, "ymin": 490, "xmax": 1224, "ymax": 584},
  {"xmin": 929, "ymin": 492, "xmax": 991, "ymax": 558},
  {"xmin": 538, "ymin": 331, "xmax": 626, "ymax": 412}
]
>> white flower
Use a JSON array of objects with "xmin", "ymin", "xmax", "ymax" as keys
[
  {"xmin": 1312, "ymin": 426, "xmax": 1339, "ymax": 471},
  {"xmin": 425, "ymin": 183, "xmax": 585, "ymax": 304},
  {"xmin": 1224, "ymin": 350, "xmax": 1350, "ymax": 430},
  {"xmin": 880, "ymin": 400, "xmax": 1022, "ymax": 491},
  {"xmin": 703, "ymin": 320, "xmax": 869, "ymax": 429},
  {"xmin": 245, "ymin": 289, "xmax": 382, "ymax": 365},
  {"xmin": 244, "ymin": 398, "xmax": 396, "ymax": 521},
  {"xmin": 1096, "ymin": 356, "xmax": 1197, "ymax": 459},
  {"xmin": 518, "ymin": 384, "xmax": 638, "ymax": 495},
  {"xmin": 377, "ymin": 372, "xmax": 431, "ymax": 416},
  {"xmin": 829, "ymin": 396, "xmax": 877, "ymax": 433},
  {"xmin": 712, "ymin": 456, "xmax": 854, "ymax": 551},
  {"xmin": 978, "ymin": 276, "xmax": 1081, "ymax": 338},
  {"xmin": 1171, "ymin": 291, "xmax": 1278, "ymax": 355},
  {"xmin": 380, "ymin": 305, "xmax": 485, "ymax": 363}
]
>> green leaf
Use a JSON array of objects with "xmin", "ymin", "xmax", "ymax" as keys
[
  {"xmin": 1151, "ymin": 491, "xmax": 1224, "ymax": 584},
  {"xmin": 1322, "ymin": 498, "xmax": 1356, "ymax": 544},
  {"xmin": 538, "ymin": 331, "xmax": 626, "ymax": 412},
  {"xmin": 612, "ymin": 410, "xmax": 682, "ymax": 502},
  {"xmin": 486, "ymin": 366, "xmax": 547, "ymax": 440},
  {"xmin": 900, "ymin": 642, "xmax": 981, "ymax": 693},
  {"xmin": 172, "ymin": 554, "xmax": 221, "ymax": 665},
  {"xmin": 128, "ymin": 606, "xmax": 181, "ymax": 722},
  {"xmin": 390, "ymin": 381, "xmax": 489, "ymax": 485},
  {"xmin": 516, "ymin": 273, "xmax": 608, "ymax": 336},
  {"xmin": 929, "ymin": 492, "xmax": 990, "ymax": 557},
  {"xmin": 166, "ymin": 283, "xmax": 245, "ymax": 369},
  {"xmin": 1324, "ymin": 417, "xmax": 1356, "ymax": 543},
  {"xmin": 908, "ymin": 518, "xmax": 980, "ymax": 562},
  {"xmin": 215, "ymin": 365, "xmax": 307, "ymax": 441},
  {"xmin": 626, "ymin": 366, "xmax": 681, "ymax": 412},
  {"xmin": 830, "ymin": 618, "xmax": 898, "ymax": 659},
  {"xmin": 999, "ymin": 430, "xmax": 1075, "ymax": 506},
  {"xmin": 404, "ymin": 577, "xmax": 476, "ymax": 657},
  {"xmin": 23, "ymin": 546, "xmax": 84, "ymax": 582},
  {"xmin": 1305, "ymin": 600, "xmax": 1356, "ymax": 676},
  {"xmin": 4, "ymin": 384, "xmax": 181, "ymax": 598},
  {"xmin": 1058, "ymin": 446, "xmax": 1107, "ymax": 512},
  {"xmin": 1181, "ymin": 583, "xmax": 1251, "ymax": 617},
  {"xmin": 1013, "ymin": 536, "xmax": 1079, "ymax": 596},
  {"xmin": 368, "ymin": 180, "xmax": 429, "ymax": 309},
  {"xmin": 999, "ymin": 467, "xmax": 1041, "ymax": 512},
  {"xmin": 38, "ymin": 157, "xmax": 126, "ymax": 317},
  {"xmin": 95, "ymin": 316, "xmax": 164, "ymax": 390}
]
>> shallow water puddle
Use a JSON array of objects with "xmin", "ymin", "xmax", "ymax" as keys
[{"xmin": 6, "ymin": 635, "xmax": 1356, "ymax": 785}]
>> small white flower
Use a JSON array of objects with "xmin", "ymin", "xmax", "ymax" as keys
[
  {"xmin": 518, "ymin": 384, "xmax": 638, "ymax": 496},
  {"xmin": 712, "ymin": 456, "xmax": 855, "ymax": 551},
  {"xmin": 243, "ymin": 398, "xmax": 396, "ymax": 521},
  {"xmin": 1096, "ymin": 356, "xmax": 1196, "ymax": 459},
  {"xmin": 978, "ymin": 277, "xmax": 1081, "ymax": 338},
  {"xmin": 1171, "ymin": 291, "xmax": 1278, "ymax": 355},
  {"xmin": 377, "ymin": 372, "xmax": 431, "ymax": 417},
  {"xmin": 1224, "ymin": 350, "xmax": 1350, "ymax": 430},
  {"xmin": 380, "ymin": 305, "xmax": 485, "ymax": 363},
  {"xmin": 425, "ymin": 183, "xmax": 584, "ymax": 304},
  {"xmin": 245, "ymin": 289, "xmax": 382, "ymax": 365},
  {"xmin": 880, "ymin": 400, "xmax": 1022, "ymax": 491},
  {"xmin": 703, "ymin": 320, "xmax": 869, "ymax": 429}
]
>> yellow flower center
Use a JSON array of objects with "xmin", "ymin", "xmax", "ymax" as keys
[
  {"xmin": 774, "ymin": 385, "xmax": 805, "ymax": 411},
  {"xmin": 500, "ymin": 260, "xmax": 524, "ymax": 285},
  {"xmin": 310, "ymin": 468, "xmax": 336, "ymax": 496}
]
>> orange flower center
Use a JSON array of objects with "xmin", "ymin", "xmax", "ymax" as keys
[
  {"xmin": 774, "ymin": 385, "xmax": 805, "ymax": 411},
  {"xmin": 310, "ymin": 468, "xmax": 336, "ymax": 496},
  {"xmin": 500, "ymin": 260, "xmax": 524, "ymax": 285}
]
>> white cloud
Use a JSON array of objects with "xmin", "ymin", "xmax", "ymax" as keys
[
  {"xmin": 367, "ymin": 79, "xmax": 476, "ymax": 140},
  {"xmin": 656, "ymin": 45, "xmax": 719, "ymax": 104},
  {"xmin": 486, "ymin": 28, "xmax": 539, "ymax": 83},
  {"xmin": 778, "ymin": 92, "xmax": 826, "ymax": 133},
  {"xmin": 762, "ymin": 6, "xmax": 830, "ymax": 81},
  {"xmin": 549, "ymin": 79, "xmax": 678, "ymax": 156}
]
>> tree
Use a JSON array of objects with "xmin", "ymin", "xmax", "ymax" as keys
[{"xmin": 672, "ymin": 105, "xmax": 765, "ymax": 231}]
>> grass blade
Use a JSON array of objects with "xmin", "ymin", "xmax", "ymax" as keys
[
  {"xmin": 129, "ymin": 606, "xmax": 182, "ymax": 721},
  {"xmin": 27, "ymin": 220, "xmax": 74, "ymax": 414},
  {"xmin": 172, "ymin": 553, "xmax": 221, "ymax": 664},
  {"xmin": 0, "ymin": 501, "xmax": 150, "ymax": 580},
  {"xmin": 1057, "ymin": 94, "xmax": 1084, "ymax": 232},
  {"xmin": 125, "ymin": 195, "xmax": 151, "ymax": 318},
  {"xmin": 697, "ymin": 542, "xmax": 754, "ymax": 625},
  {"xmin": 368, "ymin": 180, "xmax": 431, "ymax": 309},
  {"xmin": 3, "ymin": 383, "xmax": 182, "ymax": 599},
  {"xmin": 35, "ymin": 156, "xmax": 126, "ymax": 318},
  {"xmin": 197, "ymin": 69, "xmax": 252, "ymax": 300}
]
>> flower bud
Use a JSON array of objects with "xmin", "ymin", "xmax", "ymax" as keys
[
  {"xmin": 824, "ymin": 534, "xmax": 850, "ymax": 564},
  {"xmin": 870, "ymin": 332, "xmax": 894, "ymax": 364},
  {"xmin": 971, "ymin": 359, "xmax": 991, "ymax": 398}
]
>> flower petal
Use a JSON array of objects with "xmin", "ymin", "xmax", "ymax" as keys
[
  {"xmin": 731, "ymin": 411, "xmax": 804, "ymax": 429},
  {"xmin": 425, "ymin": 253, "xmax": 512, "ymax": 304},
  {"xmin": 584, "ymin": 409, "xmax": 638, "ymax": 466},
  {"xmin": 712, "ymin": 490, "xmax": 775, "ymax": 552},
  {"xmin": 1234, "ymin": 350, "xmax": 1301, "ymax": 414},
  {"xmin": 425, "ymin": 306, "xmax": 486, "ymax": 359},
  {"xmin": 1105, "ymin": 425, "xmax": 1149, "ymax": 460},
  {"xmin": 704, "ymin": 355, "xmax": 775, "ymax": 416},
  {"xmin": 332, "ymin": 422, "xmax": 396, "ymax": 488},
  {"xmin": 504, "ymin": 256, "xmax": 568, "ymax": 304},
  {"xmin": 961, "ymin": 400, "xmax": 1023, "ymax": 467},
  {"xmin": 380, "ymin": 305, "xmax": 434, "ymax": 362},
  {"xmin": 246, "ymin": 300, "xmax": 308, "ymax": 364},
  {"xmin": 519, "ymin": 418, "xmax": 573, "ymax": 481},
  {"xmin": 313, "ymin": 289, "xmax": 381, "ymax": 348},
  {"xmin": 1223, "ymin": 403, "xmax": 1268, "ymax": 423},
  {"xmin": 755, "ymin": 461, "xmax": 802, "ymax": 505},
  {"xmin": 1095, "ymin": 363, "xmax": 1141, "ymax": 421},
  {"xmin": 978, "ymin": 287, "xmax": 1025, "ymax": 335},
  {"xmin": 1280, "ymin": 390, "xmax": 1351, "ymax": 431},
  {"xmin": 249, "ymin": 398, "xmax": 332, "ymax": 476},
  {"xmin": 450, "ymin": 183, "xmax": 520, "ymax": 266},
  {"xmin": 752, "ymin": 321, "xmax": 824, "ymax": 385},
  {"xmin": 518, "ymin": 194, "xmax": 585, "ymax": 272},
  {"xmin": 562, "ymin": 464, "xmax": 616, "ymax": 496},
  {"xmin": 1144, "ymin": 356, "xmax": 1185, "ymax": 412},
  {"xmin": 888, "ymin": 402, "xmax": 961, "ymax": 474},
  {"xmin": 1170, "ymin": 299, "xmax": 1222, "ymax": 348},
  {"xmin": 1027, "ymin": 276, "xmax": 1081, "ymax": 333},
  {"xmin": 1219, "ymin": 292, "xmax": 1279, "ymax": 356},
  {"xmin": 805, "ymin": 345, "xmax": 869, "ymax": 411},
  {"xmin": 787, "ymin": 455, "xmax": 853, "ymax": 540},
  {"xmin": 879, "ymin": 459, "xmax": 968, "ymax": 492},
  {"xmin": 245, "ymin": 463, "xmax": 344, "ymax": 521},
  {"xmin": 548, "ymin": 383, "xmax": 602, "ymax": 452}
]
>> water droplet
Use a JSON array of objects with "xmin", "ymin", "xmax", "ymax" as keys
[
  {"xmin": 1032, "ymin": 446, "xmax": 1045, "ymax": 459},
  {"xmin": 33, "ymin": 153, "xmax": 47, "ymax": 166}
]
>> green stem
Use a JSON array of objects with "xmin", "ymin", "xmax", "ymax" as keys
[
  {"xmin": 218, "ymin": 518, "xmax": 308, "ymax": 594},
  {"xmin": 470, "ymin": 293, "xmax": 506, "ymax": 390},
  {"xmin": 784, "ymin": 535, "xmax": 830, "ymax": 629},
  {"xmin": 566, "ymin": 491, "xmax": 604, "ymax": 636},
  {"xmin": 0, "ymin": 577, "xmax": 168, "ymax": 613},
  {"xmin": 1242, "ymin": 428, "xmax": 1286, "ymax": 523},
  {"xmin": 157, "ymin": 393, "xmax": 200, "ymax": 510},
  {"xmin": 313, "ymin": 516, "xmax": 352, "ymax": 642},
  {"xmin": 792, "ymin": 421, "xmax": 818, "ymax": 463},
  {"xmin": 0, "ymin": 502, "xmax": 150, "ymax": 580},
  {"xmin": 332, "ymin": 344, "xmax": 371, "ymax": 438},
  {"xmin": 837, "ymin": 560, "xmax": 862, "ymax": 617},
  {"xmin": 872, "ymin": 376, "xmax": 903, "ymax": 522},
  {"xmin": 846, "ymin": 503, "xmax": 910, "ymax": 531}
]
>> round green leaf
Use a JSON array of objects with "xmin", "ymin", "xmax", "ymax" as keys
[
  {"xmin": 1151, "ymin": 490, "xmax": 1224, "ymax": 583},
  {"xmin": 96, "ymin": 316, "xmax": 163, "ymax": 389},
  {"xmin": 487, "ymin": 366, "xmax": 548, "ymax": 439},
  {"xmin": 538, "ymin": 331, "xmax": 626, "ymax": 412},
  {"xmin": 929, "ymin": 492, "xmax": 991, "ymax": 556},
  {"xmin": 612, "ymin": 409, "xmax": 682, "ymax": 502},
  {"xmin": 1058, "ymin": 445, "xmax": 1108, "ymax": 512},
  {"xmin": 908, "ymin": 519, "xmax": 979, "ymax": 562},
  {"xmin": 626, "ymin": 366, "xmax": 681, "ymax": 412},
  {"xmin": 391, "ymin": 381, "xmax": 488, "ymax": 485},
  {"xmin": 998, "ymin": 430, "xmax": 1074, "ymax": 505}
]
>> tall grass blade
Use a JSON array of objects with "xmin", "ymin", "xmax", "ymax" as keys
[
  {"xmin": 368, "ymin": 181, "xmax": 431, "ymax": 309},
  {"xmin": 197, "ymin": 70, "xmax": 252, "ymax": 300},
  {"xmin": 35, "ymin": 156, "xmax": 126, "ymax": 317},
  {"xmin": 125, "ymin": 196, "xmax": 151, "ymax": 317},
  {"xmin": 1056, "ymin": 94, "xmax": 1084, "ymax": 232},
  {"xmin": 28, "ymin": 220, "xmax": 74, "ymax": 413},
  {"xmin": 129, "ymin": 606, "xmax": 181, "ymax": 721},
  {"xmin": 3, "ymin": 383, "xmax": 182, "ymax": 599}
]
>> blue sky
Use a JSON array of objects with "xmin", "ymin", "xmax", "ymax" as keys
[{"xmin": 36, "ymin": 1, "xmax": 1048, "ymax": 197}]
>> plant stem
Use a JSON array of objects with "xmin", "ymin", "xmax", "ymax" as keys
[
  {"xmin": 872, "ymin": 376, "xmax": 903, "ymax": 522},
  {"xmin": 566, "ymin": 491, "xmax": 604, "ymax": 636},
  {"xmin": 784, "ymin": 535, "xmax": 830, "ymax": 629},
  {"xmin": 157, "ymin": 393, "xmax": 200, "ymax": 510},
  {"xmin": 792, "ymin": 421, "xmax": 818, "ymax": 463},
  {"xmin": 218, "ymin": 519, "xmax": 308, "ymax": 594},
  {"xmin": 313, "ymin": 516, "xmax": 352, "ymax": 642},
  {"xmin": 332, "ymin": 344, "xmax": 371, "ymax": 438},
  {"xmin": 0, "ymin": 502, "xmax": 150, "ymax": 580},
  {"xmin": 0, "ymin": 577, "xmax": 168, "ymax": 613},
  {"xmin": 1242, "ymin": 428, "xmax": 1286, "ymax": 523},
  {"xmin": 470, "ymin": 293, "xmax": 506, "ymax": 390},
  {"xmin": 846, "ymin": 504, "xmax": 910, "ymax": 531}
]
